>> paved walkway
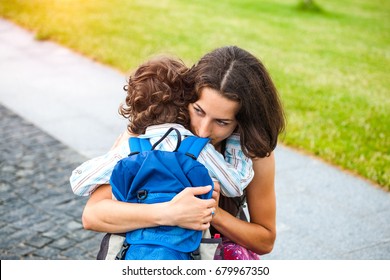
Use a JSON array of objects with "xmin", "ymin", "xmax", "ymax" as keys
[
  {"xmin": 1, "ymin": 18, "xmax": 389, "ymax": 260},
  {"xmin": 0, "ymin": 104, "xmax": 102, "ymax": 259}
]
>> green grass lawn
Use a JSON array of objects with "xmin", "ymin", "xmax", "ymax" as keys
[{"xmin": 1, "ymin": 0, "xmax": 389, "ymax": 189}]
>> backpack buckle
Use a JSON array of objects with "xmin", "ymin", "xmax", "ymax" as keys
[
  {"xmin": 191, "ymin": 247, "xmax": 201, "ymax": 260},
  {"xmin": 115, "ymin": 241, "xmax": 130, "ymax": 260}
]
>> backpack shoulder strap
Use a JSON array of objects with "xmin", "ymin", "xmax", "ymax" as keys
[
  {"xmin": 151, "ymin": 127, "xmax": 181, "ymax": 151},
  {"xmin": 178, "ymin": 136, "xmax": 210, "ymax": 159},
  {"xmin": 129, "ymin": 137, "xmax": 152, "ymax": 155}
]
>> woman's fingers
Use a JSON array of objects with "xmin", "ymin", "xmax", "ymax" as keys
[
  {"xmin": 201, "ymin": 207, "xmax": 216, "ymax": 222},
  {"xmin": 211, "ymin": 181, "xmax": 221, "ymax": 217},
  {"xmin": 188, "ymin": 185, "xmax": 212, "ymax": 196},
  {"xmin": 186, "ymin": 206, "xmax": 216, "ymax": 231},
  {"xmin": 166, "ymin": 186, "xmax": 218, "ymax": 230}
]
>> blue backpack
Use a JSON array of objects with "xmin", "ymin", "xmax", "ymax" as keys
[{"xmin": 110, "ymin": 127, "xmax": 214, "ymax": 260}]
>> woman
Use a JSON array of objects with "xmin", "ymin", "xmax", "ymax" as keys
[{"xmin": 81, "ymin": 46, "xmax": 285, "ymax": 255}]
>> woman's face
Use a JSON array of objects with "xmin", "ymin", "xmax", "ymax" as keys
[{"xmin": 188, "ymin": 87, "xmax": 240, "ymax": 148}]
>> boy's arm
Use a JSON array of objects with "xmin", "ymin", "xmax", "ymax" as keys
[
  {"xmin": 69, "ymin": 143, "xmax": 128, "ymax": 196},
  {"xmin": 223, "ymin": 133, "xmax": 254, "ymax": 187},
  {"xmin": 199, "ymin": 138, "xmax": 254, "ymax": 197}
]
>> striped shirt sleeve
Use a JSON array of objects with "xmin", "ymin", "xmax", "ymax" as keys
[
  {"xmin": 69, "ymin": 142, "xmax": 129, "ymax": 196},
  {"xmin": 198, "ymin": 136, "xmax": 254, "ymax": 197}
]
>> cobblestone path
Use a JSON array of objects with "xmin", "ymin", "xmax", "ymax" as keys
[{"xmin": 0, "ymin": 104, "xmax": 103, "ymax": 259}]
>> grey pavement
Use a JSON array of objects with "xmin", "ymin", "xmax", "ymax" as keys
[{"xmin": 1, "ymin": 18, "xmax": 389, "ymax": 260}]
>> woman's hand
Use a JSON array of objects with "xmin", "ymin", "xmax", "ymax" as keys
[{"xmin": 165, "ymin": 186, "xmax": 216, "ymax": 231}]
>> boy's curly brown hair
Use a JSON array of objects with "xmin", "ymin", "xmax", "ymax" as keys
[{"xmin": 119, "ymin": 56, "xmax": 196, "ymax": 134}]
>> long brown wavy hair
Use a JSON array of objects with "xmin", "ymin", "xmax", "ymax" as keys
[
  {"xmin": 186, "ymin": 46, "xmax": 286, "ymax": 158},
  {"xmin": 119, "ymin": 56, "xmax": 196, "ymax": 134}
]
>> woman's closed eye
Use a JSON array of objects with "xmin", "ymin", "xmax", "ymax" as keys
[
  {"xmin": 216, "ymin": 120, "xmax": 229, "ymax": 126},
  {"xmin": 193, "ymin": 104, "xmax": 231, "ymax": 126},
  {"xmin": 194, "ymin": 106, "xmax": 204, "ymax": 115}
]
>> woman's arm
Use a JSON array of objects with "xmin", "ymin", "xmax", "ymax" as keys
[
  {"xmin": 82, "ymin": 184, "xmax": 217, "ymax": 233},
  {"xmin": 210, "ymin": 153, "xmax": 276, "ymax": 255}
]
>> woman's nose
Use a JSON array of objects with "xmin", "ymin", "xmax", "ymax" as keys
[{"xmin": 198, "ymin": 120, "xmax": 212, "ymax": 138}]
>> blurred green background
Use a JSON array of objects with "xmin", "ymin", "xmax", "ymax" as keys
[{"xmin": 1, "ymin": 0, "xmax": 389, "ymax": 189}]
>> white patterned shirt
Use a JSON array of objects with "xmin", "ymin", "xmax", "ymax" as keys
[{"xmin": 70, "ymin": 123, "xmax": 253, "ymax": 197}]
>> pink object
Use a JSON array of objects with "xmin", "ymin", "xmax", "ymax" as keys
[{"xmin": 214, "ymin": 238, "xmax": 260, "ymax": 260}]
